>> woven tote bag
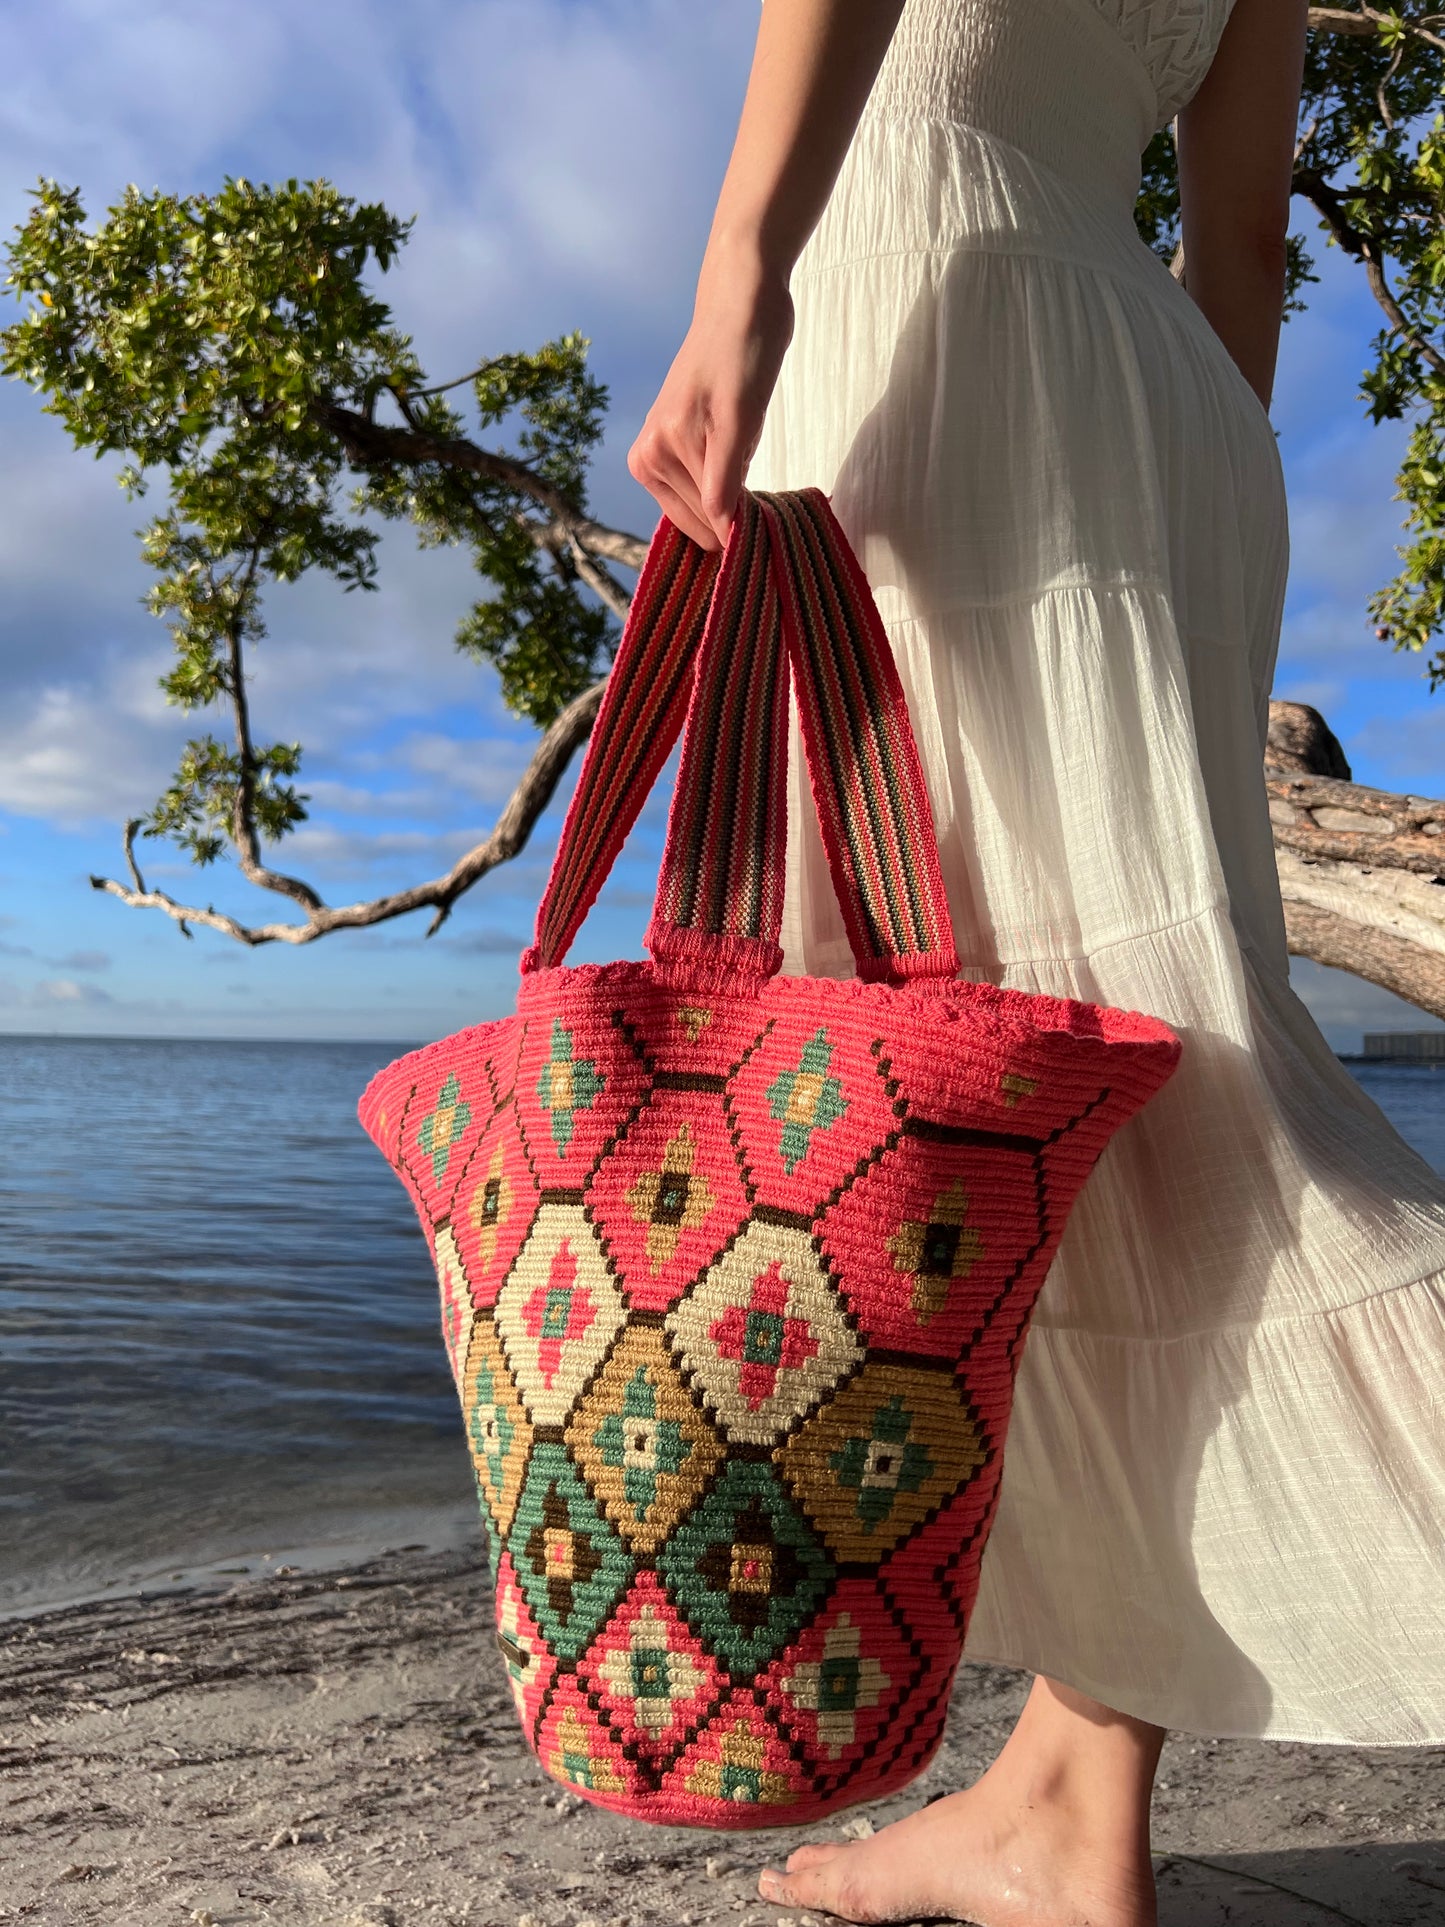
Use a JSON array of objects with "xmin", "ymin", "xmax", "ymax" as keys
[{"xmin": 358, "ymin": 486, "xmax": 1181, "ymax": 1828}]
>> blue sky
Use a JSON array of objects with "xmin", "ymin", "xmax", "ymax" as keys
[{"xmin": 0, "ymin": 0, "xmax": 1438, "ymax": 1052}]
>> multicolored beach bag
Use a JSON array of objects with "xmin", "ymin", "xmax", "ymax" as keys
[{"xmin": 358, "ymin": 487, "xmax": 1181, "ymax": 1827}]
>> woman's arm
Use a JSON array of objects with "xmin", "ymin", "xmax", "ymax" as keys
[
  {"xmin": 628, "ymin": 0, "xmax": 906, "ymax": 550},
  {"xmin": 1175, "ymin": 0, "xmax": 1309, "ymax": 413}
]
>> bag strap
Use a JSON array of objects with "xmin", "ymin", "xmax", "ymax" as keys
[
  {"xmin": 524, "ymin": 486, "xmax": 959, "ymax": 985},
  {"xmin": 758, "ymin": 488, "xmax": 958, "ymax": 982},
  {"xmin": 521, "ymin": 515, "xmax": 720, "ymax": 974},
  {"xmin": 643, "ymin": 490, "xmax": 793, "ymax": 980}
]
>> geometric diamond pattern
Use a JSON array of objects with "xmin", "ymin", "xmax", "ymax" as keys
[
  {"xmin": 727, "ymin": 1011, "xmax": 899, "ymax": 1216},
  {"xmin": 493, "ymin": 1548, "xmax": 555, "ymax": 1733},
  {"xmin": 418, "ymin": 1070, "xmax": 472, "ymax": 1183},
  {"xmin": 398, "ymin": 1058, "xmax": 491, "ymax": 1222},
  {"xmin": 461, "ymin": 1312, "xmax": 532, "ymax": 1539},
  {"xmin": 665, "ymin": 1687, "xmax": 812, "ymax": 1811},
  {"xmin": 656, "ymin": 1459, "xmax": 834, "ymax": 1675},
  {"xmin": 885, "ymin": 1177, "xmax": 985, "ymax": 1325},
  {"xmin": 494, "ymin": 1204, "xmax": 626, "ymax": 1427},
  {"xmin": 761, "ymin": 1580, "xmax": 916, "ymax": 1770},
  {"xmin": 575, "ymin": 1570, "xmax": 724, "ymax": 1763},
  {"xmin": 508, "ymin": 1442, "xmax": 632, "ymax": 1663},
  {"xmin": 449, "ymin": 1111, "xmax": 538, "ymax": 1312},
  {"xmin": 358, "ymin": 944, "xmax": 1171, "ymax": 1825},
  {"xmin": 432, "ymin": 1222, "xmax": 473, "ymax": 1394},
  {"xmin": 536, "ymin": 1676, "xmax": 637, "ymax": 1800},
  {"xmin": 585, "ymin": 1090, "xmax": 751, "ymax": 1313},
  {"xmin": 664, "ymin": 1219, "xmax": 864, "ymax": 1445},
  {"xmin": 817, "ymin": 1136, "xmax": 1046, "ymax": 1359},
  {"xmin": 513, "ymin": 1008, "xmax": 648, "ymax": 1188},
  {"xmin": 564, "ymin": 1324, "xmax": 724, "ymax": 1555},
  {"xmin": 778, "ymin": 1359, "xmax": 988, "ymax": 1562},
  {"xmin": 535, "ymin": 1017, "xmax": 606, "ymax": 1153},
  {"xmin": 766, "ymin": 1027, "xmax": 848, "ymax": 1174}
]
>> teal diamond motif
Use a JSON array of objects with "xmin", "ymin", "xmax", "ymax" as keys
[
  {"xmin": 828, "ymin": 1393, "xmax": 936, "ymax": 1535},
  {"xmin": 536, "ymin": 1019, "xmax": 606, "ymax": 1154},
  {"xmin": 417, "ymin": 1071, "xmax": 473, "ymax": 1184},
  {"xmin": 593, "ymin": 1365, "xmax": 694, "ymax": 1522},
  {"xmin": 765, "ymin": 1029, "xmax": 848, "ymax": 1174},
  {"xmin": 508, "ymin": 1443, "xmax": 632, "ymax": 1662},
  {"xmin": 657, "ymin": 1459, "xmax": 834, "ymax": 1675}
]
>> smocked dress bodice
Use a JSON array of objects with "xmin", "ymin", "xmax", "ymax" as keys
[{"xmin": 862, "ymin": 0, "xmax": 1238, "ymax": 210}]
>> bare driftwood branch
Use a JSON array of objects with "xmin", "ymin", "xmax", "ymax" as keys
[
  {"xmin": 89, "ymin": 676, "xmax": 608, "ymax": 946},
  {"xmin": 1267, "ymin": 773, "xmax": 1445, "ymax": 876},
  {"xmin": 91, "ymin": 686, "xmax": 1445, "ymax": 1032},
  {"xmin": 1268, "ymin": 700, "xmax": 1445, "ymax": 1021},
  {"xmin": 1265, "ymin": 700, "xmax": 1445, "ymax": 875},
  {"xmin": 1283, "ymin": 899, "xmax": 1445, "ymax": 1015}
]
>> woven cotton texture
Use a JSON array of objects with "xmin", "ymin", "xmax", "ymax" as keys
[{"xmin": 359, "ymin": 489, "xmax": 1181, "ymax": 1827}]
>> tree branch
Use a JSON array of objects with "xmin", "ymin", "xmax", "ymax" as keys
[
  {"xmin": 1307, "ymin": 6, "xmax": 1445, "ymax": 53},
  {"xmin": 311, "ymin": 400, "xmax": 649, "ymax": 570},
  {"xmin": 1292, "ymin": 166, "xmax": 1445, "ymax": 380},
  {"xmin": 88, "ymin": 675, "xmax": 608, "ymax": 946},
  {"xmin": 1284, "ymin": 899, "xmax": 1445, "ymax": 1018},
  {"xmin": 1266, "ymin": 772, "xmax": 1445, "ymax": 875},
  {"xmin": 1267, "ymin": 701, "xmax": 1445, "ymax": 1021},
  {"xmin": 222, "ymin": 553, "xmax": 326, "ymax": 915}
]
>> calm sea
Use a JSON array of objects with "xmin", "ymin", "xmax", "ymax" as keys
[{"xmin": 3, "ymin": 1035, "xmax": 1443, "ymax": 1618}]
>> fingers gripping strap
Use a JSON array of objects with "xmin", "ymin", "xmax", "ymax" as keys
[
  {"xmin": 523, "ymin": 516, "xmax": 720, "ymax": 973},
  {"xmin": 758, "ymin": 489, "xmax": 960, "ymax": 981},
  {"xmin": 646, "ymin": 492, "xmax": 792, "ymax": 977}
]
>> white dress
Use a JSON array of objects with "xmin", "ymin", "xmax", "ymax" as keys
[{"xmin": 747, "ymin": 0, "xmax": 1445, "ymax": 1745}]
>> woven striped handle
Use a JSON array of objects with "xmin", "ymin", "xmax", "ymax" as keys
[
  {"xmin": 520, "ymin": 517, "xmax": 720, "ymax": 975},
  {"xmin": 757, "ymin": 488, "xmax": 959, "ymax": 982},
  {"xmin": 523, "ymin": 487, "xmax": 958, "ymax": 984}
]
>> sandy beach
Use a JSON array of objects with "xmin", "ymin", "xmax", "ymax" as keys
[{"xmin": 3, "ymin": 1537, "xmax": 1443, "ymax": 1927}]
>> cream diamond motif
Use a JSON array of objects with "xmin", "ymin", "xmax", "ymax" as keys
[
  {"xmin": 494, "ymin": 1203, "xmax": 626, "ymax": 1426},
  {"xmin": 664, "ymin": 1219, "xmax": 863, "ymax": 1445}
]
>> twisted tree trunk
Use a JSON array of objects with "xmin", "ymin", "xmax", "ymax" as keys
[{"xmin": 1267, "ymin": 701, "xmax": 1445, "ymax": 1019}]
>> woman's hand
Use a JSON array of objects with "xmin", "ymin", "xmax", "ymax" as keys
[{"xmin": 627, "ymin": 239, "xmax": 795, "ymax": 552}]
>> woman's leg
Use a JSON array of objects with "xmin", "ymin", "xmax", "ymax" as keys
[{"xmin": 757, "ymin": 1673, "xmax": 1165, "ymax": 1926}]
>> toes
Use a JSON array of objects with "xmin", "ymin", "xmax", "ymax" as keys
[
  {"xmin": 786, "ymin": 1841, "xmax": 842, "ymax": 1873},
  {"xmin": 758, "ymin": 1857, "xmax": 876, "ymax": 1924}
]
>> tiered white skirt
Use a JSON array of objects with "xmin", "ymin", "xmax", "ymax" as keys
[{"xmin": 748, "ymin": 115, "xmax": 1445, "ymax": 1744}]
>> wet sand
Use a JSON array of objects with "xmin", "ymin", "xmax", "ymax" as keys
[{"xmin": 3, "ymin": 1539, "xmax": 1443, "ymax": 1927}]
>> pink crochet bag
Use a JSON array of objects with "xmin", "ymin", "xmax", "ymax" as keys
[{"xmin": 358, "ymin": 487, "xmax": 1181, "ymax": 1826}]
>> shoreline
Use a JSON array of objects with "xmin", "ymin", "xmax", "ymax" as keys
[
  {"xmin": 0, "ymin": 1499, "xmax": 482, "ymax": 1628},
  {"xmin": 4, "ymin": 1540, "xmax": 1444, "ymax": 1927}
]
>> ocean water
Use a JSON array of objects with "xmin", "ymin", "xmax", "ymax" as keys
[{"xmin": 2, "ymin": 1035, "xmax": 1443, "ymax": 1618}]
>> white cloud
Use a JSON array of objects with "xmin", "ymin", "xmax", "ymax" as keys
[
  {"xmin": 282, "ymin": 820, "xmax": 493, "ymax": 876},
  {"xmin": 33, "ymin": 976, "xmax": 112, "ymax": 1004},
  {"xmin": 0, "ymin": 659, "xmax": 184, "ymax": 825},
  {"xmin": 398, "ymin": 730, "xmax": 539, "ymax": 805}
]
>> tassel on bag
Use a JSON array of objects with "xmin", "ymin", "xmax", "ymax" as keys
[{"xmin": 358, "ymin": 488, "xmax": 1181, "ymax": 1826}]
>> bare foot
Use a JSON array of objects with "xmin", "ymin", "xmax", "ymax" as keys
[{"xmin": 756, "ymin": 1675, "xmax": 1164, "ymax": 1926}]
